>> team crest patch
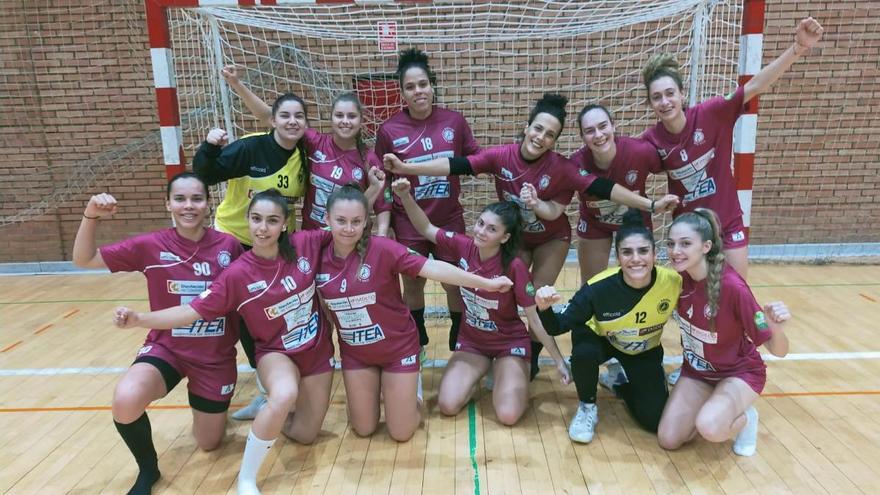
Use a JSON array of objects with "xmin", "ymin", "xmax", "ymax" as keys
[
  {"xmin": 657, "ymin": 298, "xmax": 671, "ymax": 313},
  {"xmin": 352, "ymin": 168, "xmax": 363, "ymax": 181},
  {"xmin": 217, "ymin": 250, "xmax": 232, "ymax": 268},
  {"xmin": 625, "ymin": 170, "xmax": 638, "ymax": 186},
  {"xmin": 538, "ymin": 174, "xmax": 551, "ymax": 190},
  {"xmin": 703, "ymin": 304, "xmax": 713, "ymax": 319},
  {"xmin": 693, "ymin": 129, "xmax": 705, "ymax": 146},
  {"xmin": 442, "ymin": 127, "xmax": 455, "ymax": 143},
  {"xmin": 297, "ymin": 256, "xmax": 312, "ymax": 274},
  {"xmin": 754, "ymin": 311, "xmax": 768, "ymax": 330},
  {"xmin": 525, "ymin": 281, "xmax": 536, "ymax": 296},
  {"xmin": 357, "ymin": 264, "xmax": 372, "ymax": 282}
]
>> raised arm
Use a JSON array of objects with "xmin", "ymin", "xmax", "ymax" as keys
[
  {"xmin": 72, "ymin": 193, "xmax": 119, "ymax": 269},
  {"xmin": 744, "ymin": 17, "xmax": 823, "ymax": 103},
  {"xmin": 113, "ymin": 304, "xmax": 203, "ymax": 330},
  {"xmin": 760, "ymin": 301, "xmax": 791, "ymax": 358},
  {"xmin": 383, "ymin": 153, "xmax": 451, "ymax": 177},
  {"xmin": 524, "ymin": 305, "xmax": 571, "ymax": 385},
  {"xmin": 418, "ymin": 259, "xmax": 513, "ymax": 293},
  {"xmin": 534, "ymin": 284, "xmax": 595, "ymax": 337},
  {"xmin": 221, "ymin": 65, "xmax": 273, "ymax": 126},
  {"xmin": 392, "ymin": 178, "xmax": 439, "ymax": 241},
  {"xmin": 520, "ymin": 182, "xmax": 567, "ymax": 221}
]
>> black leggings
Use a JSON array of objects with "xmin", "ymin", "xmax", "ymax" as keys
[{"xmin": 570, "ymin": 329, "xmax": 668, "ymax": 432}]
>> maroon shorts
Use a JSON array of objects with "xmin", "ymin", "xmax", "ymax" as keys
[
  {"xmin": 340, "ymin": 346, "xmax": 421, "ymax": 373},
  {"xmin": 680, "ymin": 363, "xmax": 766, "ymax": 395},
  {"xmin": 134, "ymin": 342, "xmax": 237, "ymax": 403},
  {"xmin": 396, "ymin": 214, "xmax": 466, "ymax": 261},
  {"xmin": 254, "ymin": 332, "xmax": 335, "ymax": 377},
  {"xmin": 721, "ymin": 214, "xmax": 749, "ymax": 250},
  {"xmin": 454, "ymin": 332, "xmax": 532, "ymax": 362},
  {"xmin": 521, "ymin": 228, "xmax": 572, "ymax": 251},
  {"xmin": 576, "ymin": 215, "xmax": 654, "ymax": 240}
]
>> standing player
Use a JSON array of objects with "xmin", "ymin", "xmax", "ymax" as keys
[
  {"xmin": 640, "ymin": 17, "xmax": 824, "ymax": 278},
  {"xmin": 534, "ymin": 210, "xmax": 680, "ymax": 443},
  {"xmin": 392, "ymin": 178, "xmax": 570, "ymax": 426},
  {"xmin": 376, "ymin": 48, "xmax": 480, "ymax": 351},
  {"xmin": 658, "ymin": 208, "xmax": 791, "ymax": 456},
  {"xmin": 72, "ymin": 173, "xmax": 242, "ymax": 495},
  {"xmin": 316, "ymin": 184, "xmax": 513, "ymax": 441},
  {"xmin": 385, "ymin": 93, "xmax": 679, "ymax": 377},
  {"xmin": 570, "ymin": 104, "xmax": 662, "ymax": 284},
  {"xmin": 220, "ymin": 66, "xmax": 390, "ymax": 233},
  {"xmin": 114, "ymin": 190, "xmax": 334, "ymax": 495},
  {"xmin": 193, "ymin": 93, "xmax": 311, "ymax": 419}
]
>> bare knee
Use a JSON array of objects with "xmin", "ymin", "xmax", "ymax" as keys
[
  {"xmin": 387, "ymin": 423, "xmax": 417, "ymax": 442},
  {"xmin": 350, "ymin": 417, "xmax": 378, "ymax": 437},
  {"xmin": 112, "ymin": 385, "xmax": 150, "ymax": 423},
  {"xmin": 494, "ymin": 403, "xmax": 525, "ymax": 426},
  {"xmin": 267, "ymin": 388, "xmax": 297, "ymax": 414},
  {"xmin": 695, "ymin": 412, "xmax": 729, "ymax": 443},
  {"xmin": 196, "ymin": 434, "xmax": 223, "ymax": 452},
  {"xmin": 657, "ymin": 428, "xmax": 685, "ymax": 450},
  {"xmin": 437, "ymin": 395, "xmax": 465, "ymax": 417}
]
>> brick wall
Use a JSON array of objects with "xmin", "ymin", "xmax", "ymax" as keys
[{"xmin": 0, "ymin": 1, "xmax": 876, "ymax": 262}]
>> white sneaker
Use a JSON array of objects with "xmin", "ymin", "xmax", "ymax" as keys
[
  {"xmin": 231, "ymin": 394, "xmax": 267, "ymax": 421},
  {"xmin": 733, "ymin": 406, "xmax": 759, "ymax": 456},
  {"xmin": 569, "ymin": 402, "xmax": 598, "ymax": 443},
  {"xmin": 667, "ymin": 367, "xmax": 681, "ymax": 385},
  {"xmin": 237, "ymin": 477, "xmax": 261, "ymax": 495}
]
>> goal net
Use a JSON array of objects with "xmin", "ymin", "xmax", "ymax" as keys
[{"xmin": 164, "ymin": 0, "xmax": 744, "ymax": 295}]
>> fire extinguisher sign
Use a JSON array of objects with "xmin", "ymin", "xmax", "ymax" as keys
[{"xmin": 378, "ymin": 22, "xmax": 398, "ymax": 52}]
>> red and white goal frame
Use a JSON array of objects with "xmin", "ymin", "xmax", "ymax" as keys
[{"xmin": 144, "ymin": 0, "xmax": 765, "ymax": 238}]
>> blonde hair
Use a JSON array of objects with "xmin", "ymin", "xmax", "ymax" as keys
[
  {"xmin": 671, "ymin": 208, "xmax": 724, "ymax": 330},
  {"xmin": 641, "ymin": 53, "xmax": 684, "ymax": 102}
]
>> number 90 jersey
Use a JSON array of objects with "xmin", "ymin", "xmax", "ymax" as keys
[{"xmin": 99, "ymin": 227, "xmax": 243, "ymax": 365}]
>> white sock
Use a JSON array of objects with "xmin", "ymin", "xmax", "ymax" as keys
[
  {"xmin": 237, "ymin": 429, "xmax": 275, "ymax": 494},
  {"xmin": 733, "ymin": 406, "xmax": 759, "ymax": 456}
]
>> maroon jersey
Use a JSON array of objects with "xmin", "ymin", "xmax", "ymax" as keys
[
  {"xmin": 100, "ymin": 228, "xmax": 242, "ymax": 364},
  {"xmin": 316, "ymin": 236, "xmax": 428, "ymax": 363},
  {"xmin": 375, "ymin": 106, "xmax": 479, "ymax": 240},
  {"xmin": 571, "ymin": 136, "xmax": 661, "ymax": 232},
  {"xmin": 674, "ymin": 264, "xmax": 771, "ymax": 380},
  {"xmin": 642, "ymin": 86, "xmax": 746, "ymax": 232},
  {"xmin": 468, "ymin": 143, "xmax": 596, "ymax": 245},
  {"xmin": 434, "ymin": 229, "xmax": 534, "ymax": 348},
  {"xmin": 190, "ymin": 229, "xmax": 333, "ymax": 358},
  {"xmin": 301, "ymin": 129, "xmax": 390, "ymax": 230}
]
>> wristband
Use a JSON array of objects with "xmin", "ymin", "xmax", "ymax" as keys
[
  {"xmin": 650, "ymin": 199, "xmax": 656, "ymax": 214},
  {"xmin": 83, "ymin": 214, "xmax": 100, "ymax": 220}
]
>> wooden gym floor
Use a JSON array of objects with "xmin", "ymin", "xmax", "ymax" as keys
[{"xmin": 1, "ymin": 264, "xmax": 879, "ymax": 494}]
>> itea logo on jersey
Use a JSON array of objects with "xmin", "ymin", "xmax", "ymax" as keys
[
  {"xmin": 247, "ymin": 280, "xmax": 268, "ymax": 293},
  {"xmin": 393, "ymin": 136, "xmax": 410, "ymax": 147},
  {"xmin": 340, "ymin": 325, "xmax": 385, "ymax": 346}
]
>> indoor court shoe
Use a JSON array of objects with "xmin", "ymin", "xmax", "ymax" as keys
[
  {"xmin": 733, "ymin": 406, "xmax": 759, "ymax": 456},
  {"xmin": 569, "ymin": 402, "xmax": 598, "ymax": 443},
  {"xmin": 667, "ymin": 367, "xmax": 681, "ymax": 385},
  {"xmin": 231, "ymin": 394, "xmax": 267, "ymax": 420}
]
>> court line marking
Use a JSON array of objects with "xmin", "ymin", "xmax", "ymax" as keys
[
  {"xmin": 468, "ymin": 400, "xmax": 481, "ymax": 495},
  {"xmin": 860, "ymin": 293, "xmax": 877, "ymax": 302},
  {"xmin": 2, "ymin": 352, "xmax": 880, "ymax": 377}
]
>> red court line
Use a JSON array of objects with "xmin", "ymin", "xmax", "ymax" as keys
[
  {"xmin": 34, "ymin": 323, "xmax": 54, "ymax": 335},
  {"xmin": 762, "ymin": 390, "xmax": 880, "ymax": 398},
  {"xmin": 860, "ymin": 293, "xmax": 877, "ymax": 302},
  {"xmin": 1, "ymin": 341, "xmax": 23, "ymax": 353},
  {"xmin": 63, "ymin": 309, "xmax": 80, "ymax": 318}
]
